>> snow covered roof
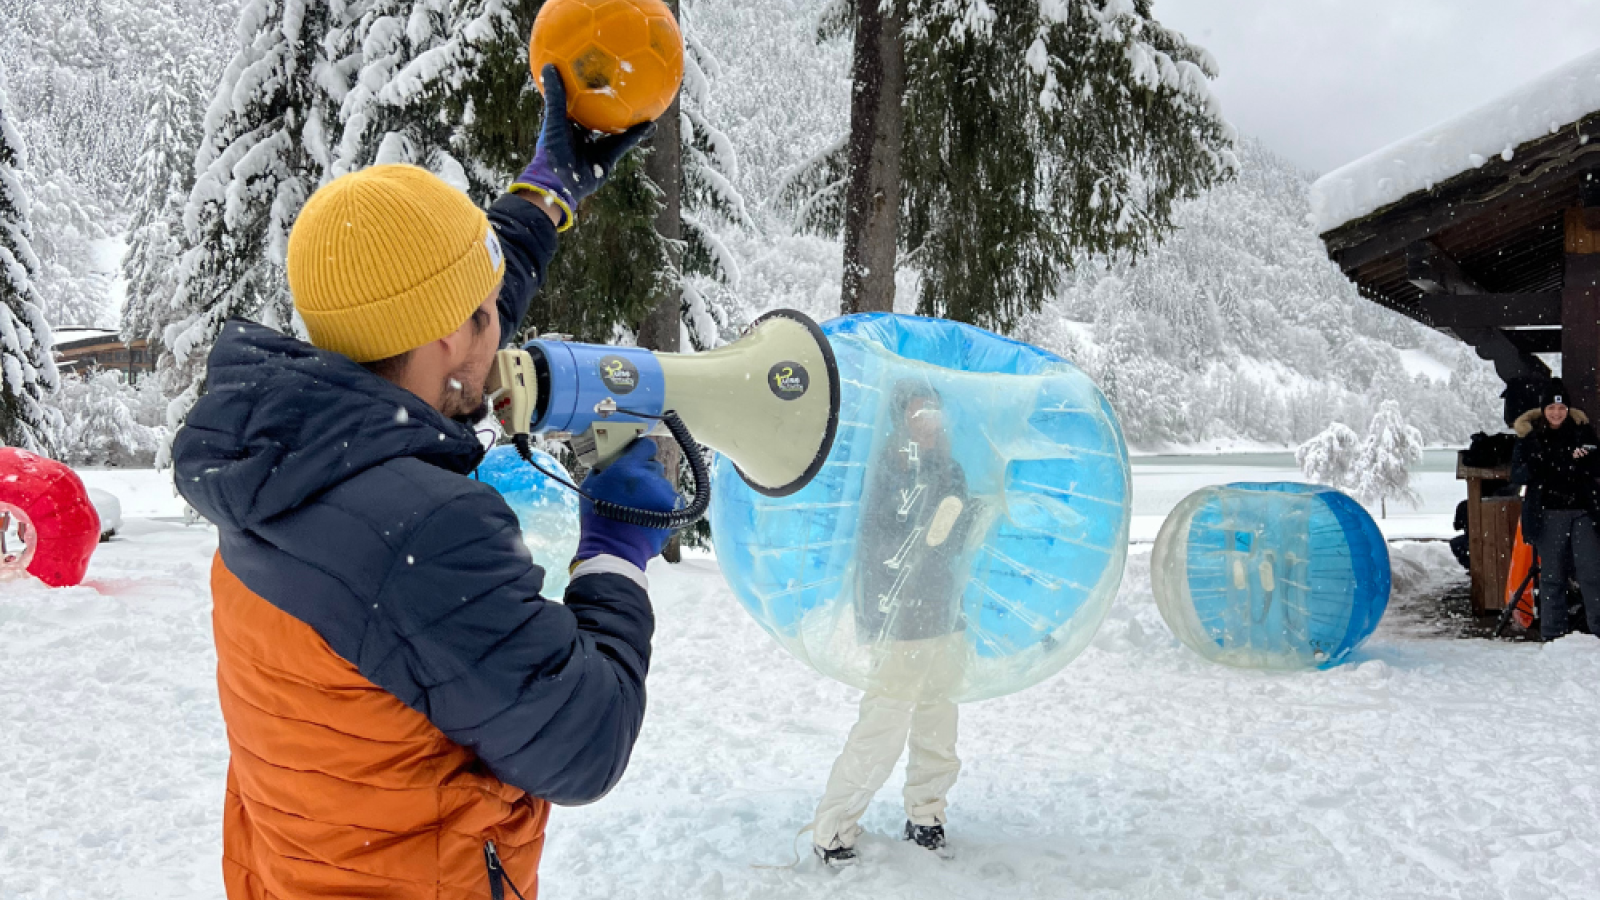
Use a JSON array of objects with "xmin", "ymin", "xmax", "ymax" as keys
[
  {"xmin": 1309, "ymin": 49, "xmax": 1600, "ymax": 234},
  {"xmin": 52, "ymin": 328, "xmax": 122, "ymax": 348},
  {"xmin": 51, "ymin": 325, "xmax": 121, "ymax": 347}
]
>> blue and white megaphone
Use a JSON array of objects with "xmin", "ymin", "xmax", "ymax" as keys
[{"xmin": 487, "ymin": 309, "xmax": 840, "ymax": 528}]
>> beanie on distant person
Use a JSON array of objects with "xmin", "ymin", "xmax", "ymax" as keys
[
  {"xmin": 1540, "ymin": 379, "xmax": 1570, "ymax": 410},
  {"xmin": 287, "ymin": 164, "xmax": 506, "ymax": 363}
]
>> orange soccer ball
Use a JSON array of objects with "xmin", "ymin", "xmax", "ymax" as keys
[{"xmin": 529, "ymin": 0, "xmax": 685, "ymax": 135}]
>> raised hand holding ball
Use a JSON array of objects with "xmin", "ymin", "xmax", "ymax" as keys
[{"xmin": 529, "ymin": 0, "xmax": 684, "ymax": 135}]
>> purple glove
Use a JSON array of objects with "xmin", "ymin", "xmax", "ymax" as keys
[
  {"xmin": 516, "ymin": 64, "xmax": 657, "ymax": 229},
  {"xmin": 575, "ymin": 439, "xmax": 679, "ymax": 570}
]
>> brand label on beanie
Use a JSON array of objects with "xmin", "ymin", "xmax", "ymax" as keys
[{"xmin": 484, "ymin": 229, "xmax": 504, "ymax": 272}]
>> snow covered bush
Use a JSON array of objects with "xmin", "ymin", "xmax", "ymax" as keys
[
  {"xmin": 1351, "ymin": 401, "xmax": 1424, "ymax": 518},
  {"xmin": 1296, "ymin": 422, "xmax": 1361, "ymax": 490},
  {"xmin": 46, "ymin": 368, "xmax": 166, "ymax": 467}
]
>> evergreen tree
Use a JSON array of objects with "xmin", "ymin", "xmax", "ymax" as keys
[
  {"xmin": 122, "ymin": 53, "xmax": 208, "ymax": 348},
  {"xmin": 328, "ymin": 0, "xmax": 464, "ymax": 183},
  {"xmin": 783, "ymin": 0, "xmax": 1236, "ymax": 330},
  {"xmin": 1352, "ymin": 401, "xmax": 1424, "ymax": 519},
  {"xmin": 164, "ymin": 0, "xmax": 344, "ymax": 435},
  {"xmin": 21, "ymin": 161, "xmax": 112, "ymax": 329},
  {"xmin": 0, "ymin": 77, "xmax": 61, "ymax": 452},
  {"xmin": 672, "ymin": 0, "xmax": 750, "ymax": 350},
  {"xmin": 47, "ymin": 368, "xmax": 165, "ymax": 466}
]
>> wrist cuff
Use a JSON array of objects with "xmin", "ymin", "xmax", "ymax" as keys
[
  {"xmin": 509, "ymin": 182, "xmax": 576, "ymax": 232},
  {"xmin": 570, "ymin": 553, "xmax": 648, "ymax": 590}
]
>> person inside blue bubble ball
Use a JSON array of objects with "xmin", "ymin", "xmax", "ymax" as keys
[{"xmin": 811, "ymin": 380, "xmax": 977, "ymax": 867}]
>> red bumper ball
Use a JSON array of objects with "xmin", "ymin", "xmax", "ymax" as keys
[{"xmin": 0, "ymin": 448, "xmax": 101, "ymax": 587}]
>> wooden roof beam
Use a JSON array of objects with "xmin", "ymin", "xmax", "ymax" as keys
[
  {"xmin": 1502, "ymin": 328, "xmax": 1562, "ymax": 354},
  {"xmin": 1406, "ymin": 239, "xmax": 1486, "ymax": 294},
  {"xmin": 1584, "ymin": 175, "xmax": 1600, "ymax": 229},
  {"xmin": 1414, "ymin": 293, "xmax": 1562, "ymax": 328}
]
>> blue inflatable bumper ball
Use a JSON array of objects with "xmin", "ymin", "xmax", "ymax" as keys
[
  {"xmin": 1151, "ymin": 482, "xmax": 1390, "ymax": 670},
  {"xmin": 477, "ymin": 444, "xmax": 583, "ymax": 595},
  {"xmin": 710, "ymin": 314, "xmax": 1131, "ymax": 703}
]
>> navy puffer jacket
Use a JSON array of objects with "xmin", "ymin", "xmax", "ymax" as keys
[{"xmin": 172, "ymin": 194, "xmax": 653, "ymax": 900}]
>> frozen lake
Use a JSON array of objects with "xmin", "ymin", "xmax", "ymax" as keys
[
  {"xmin": 1131, "ymin": 449, "xmax": 1462, "ymax": 542},
  {"xmin": 75, "ymin": 448, "xmax": 1468, "ymax": 544}
]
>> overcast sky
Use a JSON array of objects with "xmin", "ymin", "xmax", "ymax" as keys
[{"xmin": 1153, "ymin": 0, "xmax": 1600, "ymax": 176}]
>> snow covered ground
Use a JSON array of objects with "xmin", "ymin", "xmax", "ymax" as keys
[{"xmin": 8, "ymin": 467, "xmax": 1596, "ymax": 900}]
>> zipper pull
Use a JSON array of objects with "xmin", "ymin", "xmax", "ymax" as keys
[
  {"xmin": 484, "ymin": 840, "xmax": 503, "ymax": 874},
  {"xmin": 483, "ymin": 840, "xmax": 508, "ymax": 900}
]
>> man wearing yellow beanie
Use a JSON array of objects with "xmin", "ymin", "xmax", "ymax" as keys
[{"xmin": 173, "ymin": 66, "xmax": 674, "ymax": 900}]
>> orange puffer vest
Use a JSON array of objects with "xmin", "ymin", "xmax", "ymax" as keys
[{"xmin": 213, "ymin": 558, "xmax": 548, "ymax": 899}]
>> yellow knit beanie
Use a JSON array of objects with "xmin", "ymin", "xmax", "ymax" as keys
[{"xmin": 288, "ymin": 164, "xmax": 506, "ymax": 363}]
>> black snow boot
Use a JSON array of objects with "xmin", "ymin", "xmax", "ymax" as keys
[
  {"xmin": 903, "ymin": 821, "xmax": 953, "ymax": 859},
  {"xmin": 814, "ymin": 843, "xmax": 858, "ymax": 868}
]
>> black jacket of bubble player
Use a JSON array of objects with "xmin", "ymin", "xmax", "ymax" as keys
[
  {"xmin": 1512, "ymin": 407, "xmax": 1600, "ymax": 541},
  {"xmin": 853, "ymin": 436, "xmax": 975, "ymax": 644}
]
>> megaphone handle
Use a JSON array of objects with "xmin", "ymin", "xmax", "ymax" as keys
[{"xmin": 513, "ymin": 411, "xmax": 710, "ymax": 531}]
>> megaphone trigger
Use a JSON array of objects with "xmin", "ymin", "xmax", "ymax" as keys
[{"xmin": 486, "ymin": 348, "xmax": 537, "ymax": 437}]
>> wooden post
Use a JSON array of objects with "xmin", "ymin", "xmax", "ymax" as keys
[
  {"xmin": 1458, "ymin": 454, "xmax": 1520, "ymax": 614},
  {"xmin": 1565, "ymin": 208, "xmax": 1600, "ymax": 414}
]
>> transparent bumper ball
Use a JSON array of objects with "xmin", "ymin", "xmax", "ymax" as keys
[
  {"xmin": 1151, "ymin": 482, "xmax": 1390, "ymax": 670},
  {"xmin": 477, "ymin": 444, "xmax": 582, "ymax": 596},
  {"xmin": 710, "ymin": 314, "xmax": 1130, "ymax": 703}
]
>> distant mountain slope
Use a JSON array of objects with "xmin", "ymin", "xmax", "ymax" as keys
[{"xmin": 1025, "ymin": 138, "xmax": 1503, "ymax": 448}]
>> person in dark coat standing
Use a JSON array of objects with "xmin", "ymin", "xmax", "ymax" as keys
[
  {"xmin": 812, "ymin": 380, "xmax": 976, "ymax": 866},
  {"xmin": 172, "ymin": 68, "xmax": 675, "ymax": 900},
  {"xmin": 1511, "ymin": 380, "xmax": 1600, "ymax": 640}
]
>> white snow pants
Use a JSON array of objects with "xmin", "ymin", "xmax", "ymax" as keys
[{"xmin": 812, "ymin": 633, "xmax": 963, "ymax": 850}]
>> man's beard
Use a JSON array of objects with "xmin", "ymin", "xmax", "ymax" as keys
[
  {"xmin": 442, "ymin": 373, "xmax": 489, "ymax": 425},
  {"xmin": 450, "ymin": 400, "xmax": 489, "ymax": 426}
]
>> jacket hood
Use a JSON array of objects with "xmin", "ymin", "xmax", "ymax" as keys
[
  {"xmin": 173, "ymin": 319, "xmax": 487, "ymax": 531},
  {"xmin": 1514, "ymin": 407, "xmax": 1590, "ymax": 438}
]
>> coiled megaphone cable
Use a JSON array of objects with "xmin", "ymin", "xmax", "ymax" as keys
[{"xmin": 511, "ymin": 410, "xmax": 711, "ymax": 531}]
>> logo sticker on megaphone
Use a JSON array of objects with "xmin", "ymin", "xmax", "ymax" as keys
[
  {"xmin": 768, "ymin": 362, "xmax": 809, "ymax": 400},
  {"xmin": 599, "ymin": 356, "xmax": 639, "ymax": 394}
]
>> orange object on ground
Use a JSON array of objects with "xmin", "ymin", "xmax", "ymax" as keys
[
  {"xmin": 1505, "ymin": 522, "xmax": 1537, "ymax": 630},
  {"xmin": 529, "ymin": 0, "xmax": 684, "ymax": 134},
  {"xmin": 212, "ymin": 556, "xmax": 548, "ymax": 900}
]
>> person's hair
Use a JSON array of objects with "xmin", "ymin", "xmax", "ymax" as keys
[
  {"xmin": 361, "ymin": 349, "xmax": 414, "ymax": 381},
  {"xmin": 357, "ymin": 306, "xmax": 494, "ymax": 381}
]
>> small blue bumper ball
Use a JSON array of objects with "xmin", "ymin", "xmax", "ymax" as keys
[
  {"xmin": 1151, "ymin": 482, "xmax": 1390, "ymax": 670},
  {"xmin": 710, "ymin": 314, "xmax": 1131, "ymax": 703},
  {"xmin": 477, "ymin": 444, "xmax": 583, "ymax": 596}
]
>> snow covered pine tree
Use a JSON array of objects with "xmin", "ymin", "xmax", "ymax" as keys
[
  {"xmin": 122, "ymin": 53, "xmax": 209, "ymax": 350},
  {"xmin": 163, "ymin": 0, "xmax": 342, "ymax": 447},
  {"xmin": 0, "ymin": 74, "xmax": 60, "ymax": 452},
  {"xmin": 781, "ymin": 0, "xmax": 1237, "ymax": 329}
]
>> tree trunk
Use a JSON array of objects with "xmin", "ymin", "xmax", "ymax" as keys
[
  {"xmin": 839, "ymin": 0, "xmax": 905, "ymax": 315},
  {"xmin": 638, "ymin": 9, "xmax": 684, "ymax": 562},
  {"xmin": 1381, "ymin": 498, "xmax": 1387, "ymax": 520},
  {"xmin": 636, "ymin": 0, "xmax": 683, "ymax": 355}
]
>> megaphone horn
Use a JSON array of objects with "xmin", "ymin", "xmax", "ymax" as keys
[{"xmin": 487, "ymin": 309, "xmax": 841, "ymax": 523}]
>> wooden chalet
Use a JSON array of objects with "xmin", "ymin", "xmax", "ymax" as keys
[
  {"xmin": 1312, "ymin": 50, "xmax": 1600, "ymax": 616},
  {"xmin": 53, "ymin": 329, "xmax": 156, "ymax": 383}
]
